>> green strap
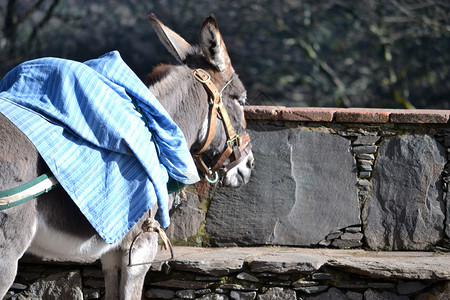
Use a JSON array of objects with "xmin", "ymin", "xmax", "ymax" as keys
[
  {"xmin": 167, "ymin": 177, "xmax": 185, "ymax": 194},
  {"xmin": 0, "ymin": 172, "xmax": 60, "ymax": 210},
  {"xmin": 0, "ymin": 169, "xmax": 183, "ymax": 211}
]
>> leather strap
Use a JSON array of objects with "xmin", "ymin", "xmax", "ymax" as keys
[
  {"xmin": 222, "ymin": 140, "xmax": 253, "ymax": 172},
  {"xmin": 211, "ymin": 133, "xmax": 251, "ymax": 173},
  {"xmin": 193, "ymin": 69, "xmax": 220, "ymax": 156},
  {"xmin": 192, "ymin": 68, "xmax": 252, "ymax": 179}
]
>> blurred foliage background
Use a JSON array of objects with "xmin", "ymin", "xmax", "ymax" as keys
[{"xmin": 1, "ymin": 0, "xmax": 449, "ymax": 108}]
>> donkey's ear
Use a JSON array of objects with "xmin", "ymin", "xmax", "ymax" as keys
[
  {"xmin": 150, "ymin": 14, "xmax": 192, "ymax": 63},
  {"xmin": 200, "ymin": 15, "xmax": 233, "ymax": 74}
]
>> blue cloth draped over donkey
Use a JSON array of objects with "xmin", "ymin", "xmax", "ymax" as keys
[{"xmin": 0, "ymin": 51, "xmax": 199, "ymax": 243}]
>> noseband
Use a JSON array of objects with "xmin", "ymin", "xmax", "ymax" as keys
[{"xmin": 192, "ymin": 69, "xmax": 252, "ymax": 183}]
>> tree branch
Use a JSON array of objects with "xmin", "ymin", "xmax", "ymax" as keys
[
  {"xmin": 27, "ymin": 0, "xmax": 62, "ymax": 49},
  {"xmin": 276, "ymin": 16, "xmax": 351, "ymax": 107},
  {"xmin": 17, "ymin": 0, "xmax": 47, "ymax": 24}
]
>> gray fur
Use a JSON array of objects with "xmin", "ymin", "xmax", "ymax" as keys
[{"xmin": 0, "ymin": 16, "xmax": 253, "ymax": 300}]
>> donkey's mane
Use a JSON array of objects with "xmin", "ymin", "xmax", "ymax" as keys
[{"xmin": 145, "ymin": 63, "xmax": 208, "ymax": 149}]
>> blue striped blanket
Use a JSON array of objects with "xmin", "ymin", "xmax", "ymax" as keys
[{"xmin": 0, "ymin": 51, "xmax": 199, "ymax": 243}]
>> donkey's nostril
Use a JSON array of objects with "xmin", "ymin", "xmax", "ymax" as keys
[{"xmin": 248, "ymin": 157, "xmax": 255, "ymax": 169}]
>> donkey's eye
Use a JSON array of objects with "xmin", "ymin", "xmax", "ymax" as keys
[
  {"xmin": 238, "ymin": 97, "xmax": 247, "ymax": 106},
  {"xmin": 237, "ymin": 92, "xmax": 247, "ymax": 106}
]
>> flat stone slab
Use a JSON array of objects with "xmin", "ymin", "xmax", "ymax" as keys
[
  {"xmin": 153, "ymin": 247, "xmax": 450, "ymax": 280},
  {"xmin": 327, "ymin": 251, "xmax": 450, "ymax": 280},
  {"xmin": 362, "ymin": 135, "xmax": 446, "ymax": 250},
  {"xmin": 153, "ymin": 247, "xmax": 266, "ymax": 276},
  {"xmin": 207, "ymin": 127, "xmax": 360, "ymax": 247},
  {"xmin": 247, "ymin": 248, "xmax": 328, "ymax": 274}
]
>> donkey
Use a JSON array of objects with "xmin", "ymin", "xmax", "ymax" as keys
[{"xmin": 0, "ymin": 14, "xmax": 254, "ymax": 299}]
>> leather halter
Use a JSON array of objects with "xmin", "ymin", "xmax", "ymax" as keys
[{"xmin": 192, "ymin": 69, "xmax": 252, "ymax": 183}]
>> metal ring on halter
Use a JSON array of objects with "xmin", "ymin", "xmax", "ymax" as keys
[{"xmin": 205, "ymin": 171, "xmax": 219, "ymax": 183}]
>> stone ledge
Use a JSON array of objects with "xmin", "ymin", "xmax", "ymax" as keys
[
  {"xmin": 24, "ymin": 246, "xmax": 449, "ymax": 281},
  {"xmin": 12, "ymin": 247, "xmax": 450, "ymax": 300},
  {"xmin": 244, "ymin": 106, "xmax": 450, "ymax": 124},
  {"xmin": 151, "ymin": 247, "xmax": 450, "ymax": 281}
]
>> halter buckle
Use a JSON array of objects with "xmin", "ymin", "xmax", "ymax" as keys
[
  {"xmin": 193, "ymin": 69, "xmax": 211, "ymax": 83},
  {"xmin": 227, "ymin": 135, "xmax": 240, "ymax": 149}
]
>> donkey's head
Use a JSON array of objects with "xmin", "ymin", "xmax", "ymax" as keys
[{"xmin": 147, "ymin": 14, "xmax": 254, "ymax": 188}]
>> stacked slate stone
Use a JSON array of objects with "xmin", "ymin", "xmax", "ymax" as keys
[
  {"xmin": 4, "ymin": 265, "xmax": 102, "ymax": 300},
  {"xmin": 352, "ymin": 134, "xmax": 380, "ymax": 203},
  {"xmin": 441, "ymin": 135, "xmax": 450, "ymax": 196},
  {"xmin": 143, "ymin": 269, "xmax": 444, "ymax": 300},
  {"xmin": 320, "ymin": 225, "xmax": 363, "ymax": 249},
  {"xmin": 9, "ymin": 254, "xmax": 450, "ymax": 300}
]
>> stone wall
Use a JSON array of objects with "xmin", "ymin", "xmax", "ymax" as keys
[
  {"xmin": 8, "ymin": 247, "xmax": 450, "ymax": 299},
  {"xmin": 6, "ymin": 106, "xmax": 450, "ymax": 299},
  {"xmin": 169, "ymin": 106, "xmax": 450, "ymax": 252}
]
